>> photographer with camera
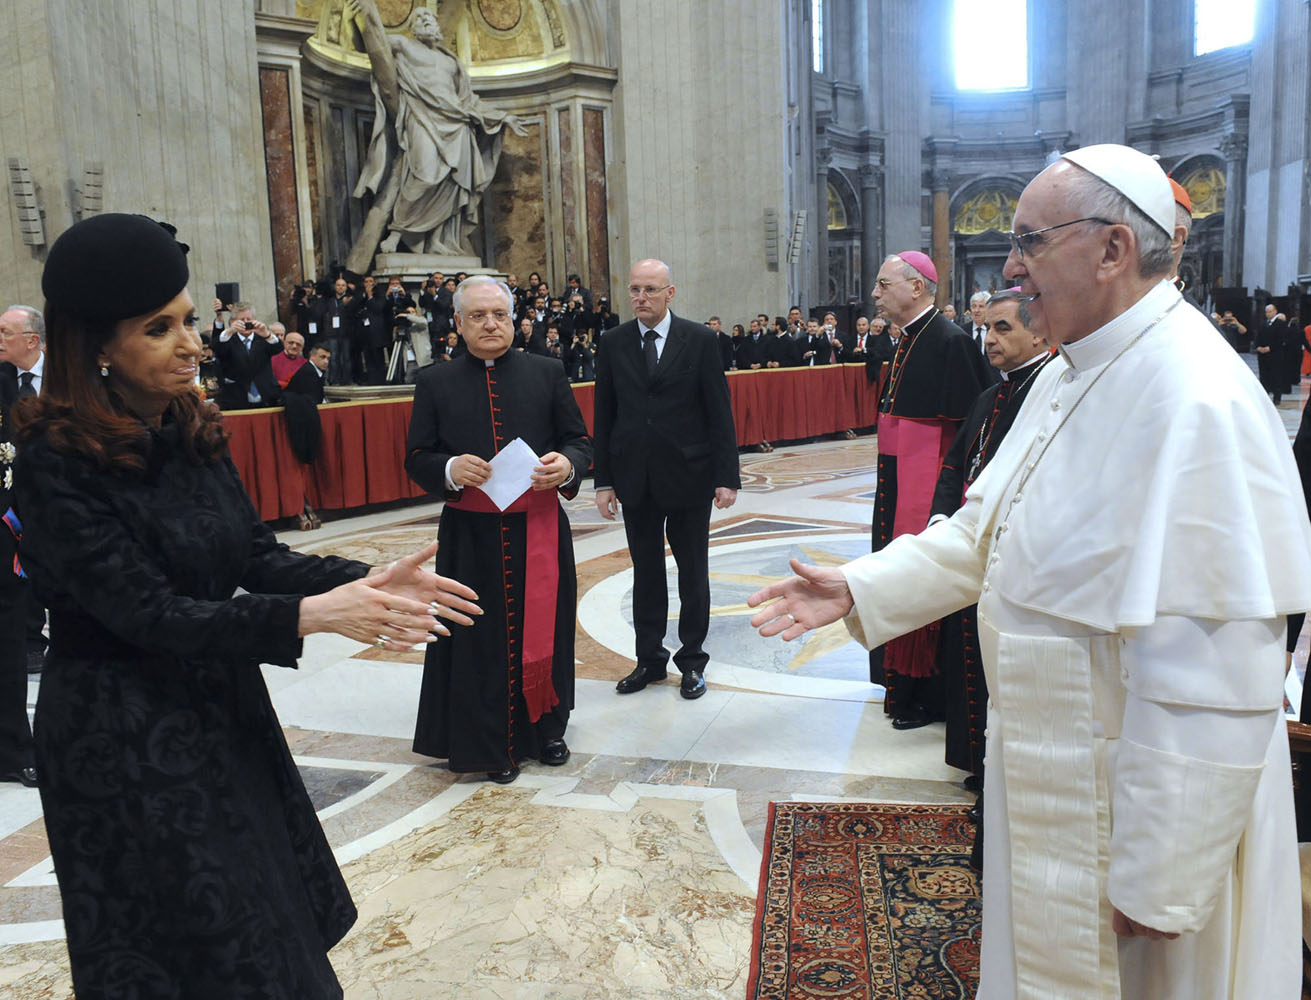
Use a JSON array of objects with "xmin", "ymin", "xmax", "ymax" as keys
[
  {"xmin": 389, "ymin": 305, "xmax": 432, "ymax": 384},
  {"xmin": 310, "ymin": 276, "xmax": 356, "ymax": 384},
  {"xmin": 1214, "ymin": 310, "xmax": 1248, "ymax": 352},
  {"xmin": 350, "ymin": 274, "xmax": 389, "ymax": 385},
  {"xmin": 213, "ymin": 302, "xmax": 281, "ymax": 409},
  {"xmin": 559, "ymin": 293, "xmax": 590, "ymax": 349},
  {"xmin": 568, "ymin": 327, "xmax": 596, "ymax": 383}
]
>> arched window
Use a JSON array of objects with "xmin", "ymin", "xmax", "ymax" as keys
[
  {"xmin": 827, "ymin": 182, "xmax": 848, "ymax": 231},
  {"xmin": 1194, "ymin": 0, "xmax": 1254, "ymax": 56},
  {"xmin": 954, "ymin": 0, "xmax": 1028, "ymax": 91},
  {"xmin": 811, "ymin": 0, "xmax": 824, "ymax": 73}
]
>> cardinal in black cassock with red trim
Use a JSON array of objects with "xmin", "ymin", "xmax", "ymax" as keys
[
  {"xmin": 405, "ymin": 277, "xmax": 591, "ymax": 784},
  {"xmin": 869, "ymin": 252, "xmax": 989, "ymax": 729}
]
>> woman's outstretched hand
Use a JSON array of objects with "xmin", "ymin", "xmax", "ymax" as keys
[
  {"xmin": 370, "ymin": 541, "xmax": 482, "ymax": 631},
  {"xmin": 300, "ymin": 542, "xmax": 481, "ymax": 651},
  {"xmin": 747, "ymin": 558, "xmax": 855, "ymax": 641}
]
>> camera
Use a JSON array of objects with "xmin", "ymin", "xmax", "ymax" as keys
[{"xmin": 243, "ymin": 321, "xmax": 255, "ymax": 331}]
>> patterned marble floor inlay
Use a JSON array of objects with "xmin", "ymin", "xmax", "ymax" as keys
[{"xmin": 0, "ymin": 438, "xmax": 991, "ymax": 999}]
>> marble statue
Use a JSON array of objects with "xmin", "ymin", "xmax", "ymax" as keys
[{"xmin": 345, "ymin": 0, "xmax": 525, "ymax": 270}]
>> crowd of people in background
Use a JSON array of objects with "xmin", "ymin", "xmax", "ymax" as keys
[{"xmin": 194, "ymin": 262, "xmax": 1311, "ymax": 416}]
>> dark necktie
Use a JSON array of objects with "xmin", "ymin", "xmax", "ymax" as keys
[
  {"xmin": 18, "ymin": 371, "xmax": 35, "ymax": 398},
  {"xmin": 643, "ymin": 328, "xmax": 658, "ymax": 374}
]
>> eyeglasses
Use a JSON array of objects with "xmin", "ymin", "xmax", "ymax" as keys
[
  {"xmin": 873, "ymin": 276, "xmax": 916, "ymax": 292},
  {"xmin": 627, "ymin": 284, "xmax": 671, "ymax": 299},
  {"xmin": 1006, "ymin": 217, "xmax": 1115, "ymax": 259}
]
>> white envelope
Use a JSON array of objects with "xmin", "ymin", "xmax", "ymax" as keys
[{"xmin": 482, "ymin": 437, "xmax": 541, "ymax": 510}]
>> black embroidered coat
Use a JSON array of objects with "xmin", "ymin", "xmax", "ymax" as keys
[{"xmin": 14, "ymin": 423, "xmax": 368, "ymax": 999}]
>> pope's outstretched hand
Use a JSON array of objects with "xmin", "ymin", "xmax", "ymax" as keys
[{"xmin": 748, "ymin": 558, "xmax": 855, "ymax": 641}]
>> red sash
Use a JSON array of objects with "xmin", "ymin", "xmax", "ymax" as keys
[
  {"xmin": 878, "ymin": 414, "xmax": 957, "ymax": 679},
  {"xmin": 447, "ymin": 485, "xmax": 560, "ymax": 721}
]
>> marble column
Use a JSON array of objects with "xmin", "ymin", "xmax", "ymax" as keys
[
  {"xmin": 1220, "ymin": 131, "xmax": 1248, "ymax": 288},
  {"xmin": 816, "ymin": 145, "xmax": 832, "ymax": 307},
  {"xmin": 926, "ymin": 139, "xmax": 956, "ymax": 307},
  {"xmin": 859, "ymin": 162, "xmax": 884, "ymax": 302}
]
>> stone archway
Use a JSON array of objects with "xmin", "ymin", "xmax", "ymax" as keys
[{"xmin": 949, "ymin": 178, "xmax": 1025, "ymax": 310}]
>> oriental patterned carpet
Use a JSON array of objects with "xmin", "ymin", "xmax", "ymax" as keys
[{"xmin": 748, "ymin": 802, "xmax": 981, "ymax": 1000}]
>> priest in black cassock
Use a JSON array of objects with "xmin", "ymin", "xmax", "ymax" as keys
[
  {"xmin": 929, "ymin": 289, "xmax": 1052, "ymax": 854},
  {"xmin": 405, "ymin": 276, "xmax": 592, "ymax": 784},
  {"xmin": 869, "ymin": 251, "xmax": 989, "ymax": 729}
]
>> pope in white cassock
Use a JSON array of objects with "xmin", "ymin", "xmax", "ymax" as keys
[{"xmin": 749, "ymin": 143, "xmax": 1311, "ymax": 999}]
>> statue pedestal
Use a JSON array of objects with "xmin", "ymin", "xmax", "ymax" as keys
[{"xmin": 374, "ymin": 253, "xmax": 505, "ymax": 287}]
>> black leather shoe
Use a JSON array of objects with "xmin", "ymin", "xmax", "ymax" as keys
[
  {"xmin": 616, "ymin": 665, "xmax": 668, "ymax": 694},
  {"xmin": 967, "ymin": 798, "xmax": 982, "ymax": 825},
  {"xmin": 679, "ymin": 669, "xmax": 707, "ymax": 700},
  {"xmin": 1, "ymin": 766, "xmax": 38, "ymax": 788},
  {"xmin": 486, "ymin": 766, "xmax": 519, "ymax": 784},
  {"xmin": 963, "ymin": 773, "xmax": 982, "ymax": 793},
  {"xmin": 541, "ymin": 739, "xmax": 570, "ymax": 766},
  {"xmin": 890, "ymin": 704, "xmax": 931, "ymax": 730}
]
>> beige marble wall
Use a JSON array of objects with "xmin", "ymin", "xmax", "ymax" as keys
[
  {"xmin": 488, "ymin": 120, "xmax": 549, "ymax": 282},
  {"xmin": 0, "ymin": 0, "xmax": 280, "ymax": 320},
  {"xmin": 607, "ymin": 0, "xmax": 790, "ymax": 321}
]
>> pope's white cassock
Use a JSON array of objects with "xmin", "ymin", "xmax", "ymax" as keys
[{"xmin": 842, "ymin": 278, "xmax": 1311, "ymax": 999}]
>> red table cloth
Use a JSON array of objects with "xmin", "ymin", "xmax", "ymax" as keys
[{"xmin": 224, "ymin": 364, "xmax": 886, "ymax": 520}]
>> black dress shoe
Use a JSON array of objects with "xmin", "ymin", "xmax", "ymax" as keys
[
  {"xmin": 967, "ymin": 799, "xmax": 982, "ymax": 824},
  {"xmin": 541, "ymin": 739, "xmax": 570, "ymax": 766},
  {"xmin": 486, "ymin": 766, "xmax": 520, "ymax": 784},
  {"xmin": 890, "ymin": 704, "xmax": 931, "ymax": 730},
  {"xmin": 679, "ymin": 669, "xmax": 706, "ymax": 700},
  {"xmin": 616, "ymin": 665, "xmax": 668, "ymax": 694},
  {"xmin": 1, "ymin": 766, "xmax": 38, "ymax": 788},
  {"xmin": 963, "ymin": 773, "xmax": 983, "ymax": 793}
]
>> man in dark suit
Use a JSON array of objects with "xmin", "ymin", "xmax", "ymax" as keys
[
  {"xmin": 1257, "ymin": 303, "xmax": 1292, "ymax": 403},
  {"xmin": 962, "ymin": 291, "xmax": 1002, "ymax": 385},
  {"xmin": 565, "ymin": 273, "xmax": 593, "ymax": 311},
  {"xmin": 593, "ymin": 259, "xmax": 741, "ymax": 700},
  {"xmin": 799, "ymin": 318, "xmax": 833, "ymax": 366},
  {"xmin": 0, "ymin": 306, "xmax": 40, "ymax": 786},
  {"xmin": 213, "ymin": 302, "xmax": 282, "ymax": 409},
  {"xmin": 285, "ymin": 344, "xmax": 331, "ymax": 403},
  {"xmin": 738, "ymin": 319, "xmax": 768, "ymax": 370}
]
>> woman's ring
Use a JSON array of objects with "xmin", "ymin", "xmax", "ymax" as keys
[
  {"xmin": 375, "ymin": 635, "xmax": 389, "ymax": 648},
  {"xmin": 785, "ymin": 613, "xmax": 796, "ymax": 624}
]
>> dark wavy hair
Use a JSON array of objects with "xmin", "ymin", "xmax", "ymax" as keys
[{"xmin": 12, "ymin": 301, "xmax": 227, "ymax": 473}]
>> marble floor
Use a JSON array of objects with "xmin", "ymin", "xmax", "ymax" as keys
[{"xmin": 2, "ymin": 373, "xmax": 1308, "ymax": 998}]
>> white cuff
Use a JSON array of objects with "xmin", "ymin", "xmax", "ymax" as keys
[
  {"xmin": 444, "ymin": 456, "xmax": 458, "ymax": 491},
  {"xmin": 1107, "ymin": 736, "xmax": 1264, "ymax": 933}
]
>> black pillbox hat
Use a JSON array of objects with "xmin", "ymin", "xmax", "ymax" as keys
[{"xmin": 41, "ymin": 213, "xmax": 190, "ymax": 323}]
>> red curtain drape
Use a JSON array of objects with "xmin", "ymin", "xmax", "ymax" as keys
[{"xmin": 224, "ymin": 364, "xmax": 887, "ymax": 520}]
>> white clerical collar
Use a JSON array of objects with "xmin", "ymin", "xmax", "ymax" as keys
[
  {"xmin": 999, "ymin": 350, "xmax": 1049, "ymax": 381},
  {"xmin": 905, "ymin": 303, "xmax": 935, "ymax": 328},
  {"xmin": 641, "ymin": 310, "xmax": 673, "ymax": 341},
  {"xmin": 1059, "ymin": 279, "xmax": 1179, "ymax": 372}
]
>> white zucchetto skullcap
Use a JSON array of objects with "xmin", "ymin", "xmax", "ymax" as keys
[{"xmin": 1060, "ymin": 144, "xmax": 1174, "ymax": 236}]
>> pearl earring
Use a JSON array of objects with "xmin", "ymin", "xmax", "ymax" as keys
[{"xmin": 100, "ymin": 365, "xmax": 110, "ymax": 377}]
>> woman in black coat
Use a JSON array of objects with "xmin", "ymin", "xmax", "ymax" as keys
[{"xmin": 12, "ymin": 214, "xmax": 480, "ymax": 999}]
